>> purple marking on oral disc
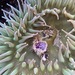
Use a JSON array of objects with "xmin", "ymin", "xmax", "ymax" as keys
[{"xmin": 35, "ymin": 41, "xmax": 47, "ymax": 50}]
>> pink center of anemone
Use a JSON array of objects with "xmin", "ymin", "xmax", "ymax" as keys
[{"xmin": 35, "ymin": 41, "xmax": 47, "ymax": 50}]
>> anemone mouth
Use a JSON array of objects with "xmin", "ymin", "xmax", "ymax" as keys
[{"xmin": 0, "ymin": 0, "xmax": 75, "ymax": 75}]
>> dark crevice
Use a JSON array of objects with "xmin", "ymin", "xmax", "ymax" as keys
[{"xmin": 0, "ymin": 0, "xmax": 17, "ymax": 23}]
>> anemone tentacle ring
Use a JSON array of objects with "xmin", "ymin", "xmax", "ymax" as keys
[{"xmin": 0, "ymin": 0, "xmax": 75, "ymax": 75}]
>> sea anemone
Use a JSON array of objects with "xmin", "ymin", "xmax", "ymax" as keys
[{"xmin": 0, "ymin": 0, "xmax": 75, "ymax": 75}]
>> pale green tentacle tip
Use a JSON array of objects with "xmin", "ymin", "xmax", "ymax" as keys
[
  {"xmin": 28, "ymin": 59, "xmax": 36, "ymax": 70},
  {"xmin": 22, "ymin": 62, "xmax": 27, "ymax": 68},
  {"xmin": 15, "ymin": 52, "xmax": 20, "ymax": 58},
  {"xmin": 22, "ymin": 71, "xmax": 26, "ymax": 75},
  {"xmin": 62, "ymin": 69, "xmax": 71, "ymax": 75},
  {"xmin": 69, "ymin": 57, "xmax": 74, "ymax": 62},
  {"xmin": 69, "ymin": 57, "xmax": 75, "ymax": 68},
  {"xmin": 58, "ymin": 44, "xmax": 65, "ymax": 63},
  {"xmin": 47, "ymin": 61, "xmax": 52, "ymax": 72},
  {"xmin": 53, "ymin": 59, "xmax": 59, "ymax": 70},
  {"xmin": 33, "ymin": 67, "xmax": 38, "ymax": 74},
  {"xmin": 40, "ymin": 60, "xmax": 45, "ymax": 71},
  {"xmin": 62, "ymin": 69, "xmax": 75, "ymax": 75},
  {"xmin": 19, "ymin": 52, "xmax": 26, "ymax": 61}
]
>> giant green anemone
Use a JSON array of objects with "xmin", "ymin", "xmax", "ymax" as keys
[{"xmin": 0, "ymin": 0, "xmax": 75, "ymax": 75}]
